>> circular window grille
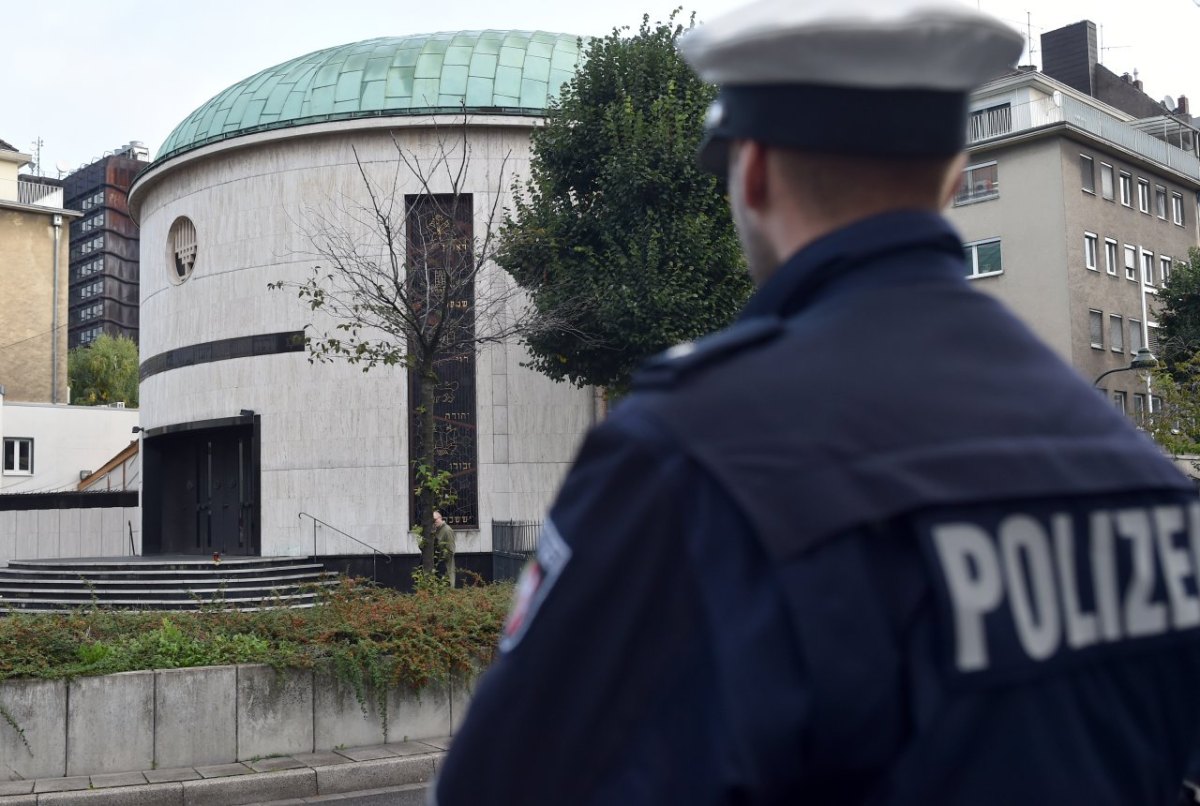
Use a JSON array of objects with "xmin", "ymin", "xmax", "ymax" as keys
[{"xmin": 168, "ymin": 217, "xmax": 198, "ymax": 282}]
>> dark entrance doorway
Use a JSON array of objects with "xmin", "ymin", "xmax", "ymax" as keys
[{"xmin": 142, "ymin": 416, "xmax": 260, "ymax": 556}]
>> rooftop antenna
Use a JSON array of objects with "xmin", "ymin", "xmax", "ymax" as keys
[
  {"xmin": 28, "ymin": 137, "xmax": 43, "ymax": 176},
  {"xmin": 1099, "ymin": 24, "xmax": 1131, "ymax": 66},
  {"xmin": 1026, "ymin": 12, "xmax": 1036, "ymax": 66}
]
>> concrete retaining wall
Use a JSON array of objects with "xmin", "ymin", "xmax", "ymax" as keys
[
  {"xmin": 0, "ymin": 506, "xmax": 139, "ymax": 563},
  {"xmin": 0, "ymin": 664, "xmax": 472, "ymax": 780}
]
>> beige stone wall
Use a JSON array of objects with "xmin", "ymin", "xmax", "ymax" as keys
[
  {"xmin": 1059, "ymin": 139, "xmax": 1199, "ymax": 398},
  {"xmin": 0, "ymin": 207, "xmax": 69, "ymax": 403},
  {"xmin": 946, "ymin": 138, "xmax": 1074, "ymax": 361}
]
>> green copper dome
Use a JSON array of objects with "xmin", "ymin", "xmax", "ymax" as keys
[{"xmin": 157, "ymin": 30, "xmax": 583, "ymax": 161}]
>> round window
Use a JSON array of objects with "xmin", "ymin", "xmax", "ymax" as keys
[{"xmin": 168, "ymin": 216, "xmax": 198, "ymax": 283}]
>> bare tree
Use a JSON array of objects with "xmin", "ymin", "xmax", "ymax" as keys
[{"xmin": 271, "ymin": 121, "xmax": 584, "ymax": 576}]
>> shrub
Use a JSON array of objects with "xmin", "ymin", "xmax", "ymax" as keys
[{"xmin": 0, "ymin": 578, "xmax": 513, "ymax": 693}]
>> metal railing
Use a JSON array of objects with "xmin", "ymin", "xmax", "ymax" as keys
[
  {"xmin": 16, "ymin": 180, "xmax": 62, "ymax": 207},
  {"xmin": 968, "ymin": 96, "xmax": 1200, "ymax": 179},
  {"xmin": 493, "ymin": 520, "xmax": 541, "ymax": 555},
  {"xmin": 492, "ymin": 520, "xmax": 541, "ymax": 582},
  {"xmin": 298, "ymin": 512, "xmax": 391, "ymax": 580}
]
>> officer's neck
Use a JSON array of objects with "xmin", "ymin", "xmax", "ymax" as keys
[{"xmin": 756, "ymin": 202, "xmax": 944, "ymax": 287}]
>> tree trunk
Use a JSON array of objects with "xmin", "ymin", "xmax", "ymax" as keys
[{"xmin": 418, "ymin": 361, "xmax": 438, "ymax": 575}]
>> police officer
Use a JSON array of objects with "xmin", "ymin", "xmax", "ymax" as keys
[{"xmin": 435, "ymin": 0, "xmax": 1200, "ymax": 802}]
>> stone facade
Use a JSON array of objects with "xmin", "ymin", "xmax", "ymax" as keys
[{"xmin": 130, "ymin": 116, "xmax": 594, "ymax": 558}]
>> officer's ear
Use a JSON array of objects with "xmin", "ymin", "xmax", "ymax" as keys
[{"xmin": 731, "ymin": 139, "xmax": 770, "ymax": 212}]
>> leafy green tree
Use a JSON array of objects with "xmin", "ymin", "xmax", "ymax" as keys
[
  {"xmin": 1155, "ymin": 247, "xmax": 1200, "ymax": 372},
  {"xmin": 500, "ymin": 13, "xmax": 751, "ymax": 393},
  {"xmin": 1147, "ymin": 354, "xmax": 1200, "ymax": 478},
  {"xmin": 68, "ymin": 334, "xmax": 139, "ymax": 407}
]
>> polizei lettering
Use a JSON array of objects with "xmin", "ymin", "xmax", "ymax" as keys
[{"xmin": 927, "ymin": 501, "xmax": 1200, "ymax": 675}]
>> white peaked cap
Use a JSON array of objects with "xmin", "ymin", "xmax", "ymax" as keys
[{"xmin": 680, "ymin": 0, "xmax": 1025, "ymax": 91}]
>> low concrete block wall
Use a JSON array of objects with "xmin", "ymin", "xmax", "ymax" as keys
[
  {"xmin": 0, "ymin": 664, "xmax": 474, "ymax": 780},
  {"xmin": 0, "ymin": 502, "xmax": 140, "ymax": 562},
  {"xmin": 236, "ymin": 663, "xmax": 313, "ymax": 760},
  {"xmin": 66, "ymin": 670, "xmax": 154, "ymax": 776},
  {"xmin": 155, "ymin": 665, "xmax": 237, "ymax": 768},
  {"xmin": 0, "ymin": 678, "xmax": 65, "ymax": 780}
]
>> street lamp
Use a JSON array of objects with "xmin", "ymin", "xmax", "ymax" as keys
[{"xmin": 1094, "ymin": 347, "xmax": 1158, "ymax": 387}]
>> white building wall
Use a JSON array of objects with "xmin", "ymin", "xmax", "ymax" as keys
[
  {"xmin": 133, "ymin": 117, "xmax": 592, "ymax": 558},
  {"xmin": 0, "ymin": 401, "xmax": 140, "ymax": 493}
]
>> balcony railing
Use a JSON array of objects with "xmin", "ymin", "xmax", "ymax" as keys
[
  {"xmin": 969, "ymin": 95, "xmax": 1200, "ymax": 180},
  {"xmin": 2, "ymin": 179, "xmax": 64, "ymax": 208}
]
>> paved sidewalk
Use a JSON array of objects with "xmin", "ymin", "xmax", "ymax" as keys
[{"xmin": 0, "ymin": 738, "xmax": 448, "ymax": 805}]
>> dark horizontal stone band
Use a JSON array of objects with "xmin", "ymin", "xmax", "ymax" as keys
[{"xmin": 139, "ymin": 331, "xmax": 306, "ymax": 381}]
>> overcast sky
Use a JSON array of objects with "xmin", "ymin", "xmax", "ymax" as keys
[{"xmin": 3, "ymin": 0, "xmax": 1198, "ymax": 175}]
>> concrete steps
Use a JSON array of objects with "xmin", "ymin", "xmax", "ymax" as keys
[{"xmin": 0, "ymin": 557, "xmax": 336, "ymax": 611}]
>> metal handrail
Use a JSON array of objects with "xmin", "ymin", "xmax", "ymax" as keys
[{"xmin": 298, "ymin": 512, "xmax": 392, "ymax": 581}]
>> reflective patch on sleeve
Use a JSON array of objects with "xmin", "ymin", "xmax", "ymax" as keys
[
  {"xmin": 916, "ymin": 497, "xmax": 1200, "ymax": 685},
  {"xmin": 499, "ymin": 518, "xmax": 572, "ymax": 653}
]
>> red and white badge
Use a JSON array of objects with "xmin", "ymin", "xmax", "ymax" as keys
[{"xmin": 500, "ymin": 519, "xmax": 572, "ymax": 653}]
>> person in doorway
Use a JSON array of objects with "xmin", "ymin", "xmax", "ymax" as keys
[{"xmin": 434, "ymin": 0, "xmax": 1200, "ymax": 802}]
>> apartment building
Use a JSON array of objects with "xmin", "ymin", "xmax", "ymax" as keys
[
  {"xmin": 947, "ymin": 66, "xmax": 1200, "ymax": 423},
  {"xmin": 62, "ymin": 143, "xmax": 148, "ymax": 349}
]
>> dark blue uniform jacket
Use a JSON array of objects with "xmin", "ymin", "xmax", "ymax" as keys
[{"xmin": 435, "ymin": 211, "xmax": 1200, "ymax": 805}]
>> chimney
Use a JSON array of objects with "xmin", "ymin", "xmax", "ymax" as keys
[
  {"xmin": 1178, "ymin": 95, "xmax": 1189, "ymax": 116},
  {"xmin": 1134, "ymin": 79, "xmax": 1143, "ymax": 91},
  {"xmin": 1041, "ymin": 20, "xmax": 1098, "ymax": 96}
]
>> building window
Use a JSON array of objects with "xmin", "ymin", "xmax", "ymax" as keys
[
  {"xmin": 1089, "ymin": 309, "xmax": 1104, "ymax": 349},
  {"xmin": 1109, "ymin": 314, "xmax": 1124, "ymax": 353},
  {"xmin": 1149, "ymin": 323, "xmax": 1161, "ymax": 355},
  {"xmin": 1161, "ymin": 256, "xmax": 1173, "ymax": 286},
  {"xmin": 1141, "ymin": 249, "xmax": 1155, "ymax": 286},
  {"xmin": 1080, "ymin": 155, "xmax": 1095, "ymax": 193},
  {"xmin": 80, "ymin": 279, "xmax": 103, "ymax": 299},
  {"xmin": 963, "ymin": 238, "xmax": 1002, "ymax": 278},
  {"xmin": 1100, "ymin": 163, "xmax": 1114, "ymax": 200},
  {"xmin": 1173, "ymin": 193, "xmax": 1186, "ymax": 226},
  {"xmin": 77, "ymin": 302, "xmax": 103, "ymax": 322},
  {"xmin": 1104, "ymin": 238, "xmax": 1118, "ymax": 276},
  {"xmin": 1151, "ymin": 395, "xmax": 1163, "ymax": 417},
  {"xmin": 2, "ymin": 438, "xmax": 32, "ymax": 475},
  {"xmin": 168, "ymin": 217, "xmax": 198, "ymax": 282},
  {"xmin": 1131, "ymin": 319, "xmax": 1143, "ymax": 354},
  {"xmin": 1113, "ymin": 391, "xmax": 1126, "ymax": 413},
  {"xmin": 968, "ymin": 103, "xmax": 1011, "ymax": 141},
  {"xmin": 954, "ymin": 161, "xmax": 999, "ymax": 205},
  {"xmin": 1134, "ymin": 393, "xmax": 1146, "ymax": 424},
  {"xmin": 1156, "ymin": 185, "xmax": 1167, "ymax": 219},
  {"xmin": 1119, "ymin": 173, "xmax": 1132, "ymax": 206},
  {"xmin": 1137, "ymin": 179, "xmax": 1150, "ymax": 213},
  {"xmin": 1084, "ymin": 232, "xmax": 1098, "ymax": 270},
  {"xmin": 1124, "ymin": 244, "xmax": 1137, "ymax": 281}
]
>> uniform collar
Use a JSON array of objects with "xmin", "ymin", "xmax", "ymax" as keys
[{"xmin": 738, "ymin": 210, "xmax": 965, "ymax": 321}]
